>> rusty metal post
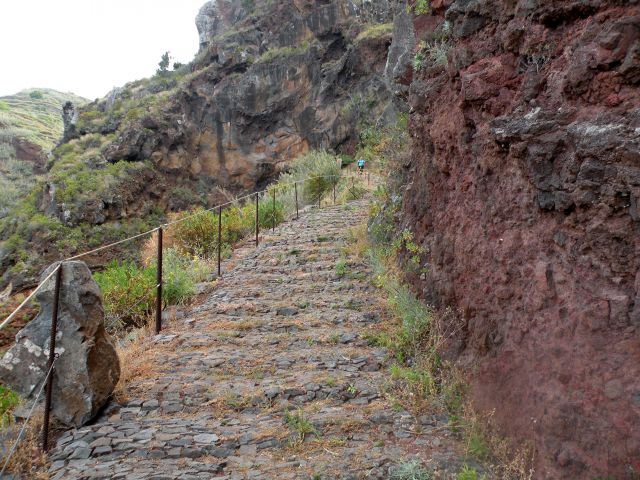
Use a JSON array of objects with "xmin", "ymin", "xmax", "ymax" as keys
[
  {"xmin": 272, "ymin": 188, "xmax": 276, "ymax": 232},
  {"xmin": 318, "ymin": 190, "xmax": 321, "ymax": 209},
  {"xmin": 255, "ymin": 193, "xmax": 259, "ymax": 247},
  {"xmin": 367, "ymin": 172, "xmax": 370, "ymax": 186},
  {"xmin": 217, "ymin": 206, "xmax": 222, "ymax": 277},
  {"xmin": 42, "ymin": 263, "xmax": 62, "ymax": 452},
  {"xmin": 294, "ymin": 182, "xmax": 299, "ymax": 220},
  {"xmin": 333, "ymin": 183, "xmax": 336, "ymax": 204},
  {"xmin": 155, "ymin": 227, "xmax": 163, "ymax": 334}
]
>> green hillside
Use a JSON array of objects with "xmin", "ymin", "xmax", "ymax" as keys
[{"xmin": 0, "ymin": 88, "xmax": 88, "ymax": 216}]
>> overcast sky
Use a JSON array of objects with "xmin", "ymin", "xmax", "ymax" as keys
[{"xmin": 0, "ymin": 0, "xmax": 207, "ymax": 100}]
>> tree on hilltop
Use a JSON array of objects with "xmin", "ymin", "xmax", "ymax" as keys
[{"xmin": 157, "ymin": 51, "xmax": 171, "ymax": 75}]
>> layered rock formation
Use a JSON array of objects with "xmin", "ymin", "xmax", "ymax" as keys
[
  {"xmin": 0, "ymin": 0, "xmax": 396, "ymax": 287},
  {"xmin": 0, "ymin": 261, "xmax": 120, "ymax": 427},
  {"xmin": 397, "ymin": 0, "xmax": 640, "ymax": 477},
  {"xmin": 58, "ymin": 0, "xmax": 395, "ymax": 225}
]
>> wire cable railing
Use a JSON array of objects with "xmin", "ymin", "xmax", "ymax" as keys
[
  {"xmin": 0, "ymin": 356, "xmax": 57, "ymax": 476},
  {"xmin": 0, "ymin": 169, "xmax": 375, "ymax": 465}
]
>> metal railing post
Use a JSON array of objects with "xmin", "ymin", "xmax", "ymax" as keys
[
  {"xmin": 255, "ymin": 193, "xmax": 259, "ymax": 247},
  {"xmin": 42, "ymin": 263, "xmax": 63, "ymax": 452},
  {"xmin": 217, "ymin": 206, "xmax": 222, "ymax": 277},
  {"xmin": 155, "ymin": 228, "xmax": 163, "ymax": 334},
  {"xmin": 272, "ymin": 188, "xmax": 276, "ymax": 232},
  {"xmin": 294, "ymin": 182, "xmax": 299, "ymax": 220},
  {"xmin": 333, "ymin": 183, "xmax": 336, "ymax": 205}
]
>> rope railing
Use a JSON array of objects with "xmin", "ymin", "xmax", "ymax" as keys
[
  {"xmin": 0, "ymin": 172, "xmax": 362, "ymax": 332},
  {"xmin": 0, "ymin": 264, "xmax": 60, "ymax": 331},
  {"xmin": 0, "ymin": 169, "xmax": 375, "ymax": 466}
]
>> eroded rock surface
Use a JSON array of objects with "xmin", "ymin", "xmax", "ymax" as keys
[
  {"xmin": 0, "ymin": 261, "xmax": 120, "ymax": 427},
  {"xmin": 65, "ymin": 0, "xmax": 395, "ymax": 225},
  {"xmin": 399, "ymin": 1, "xmax": 640, "ymax": 478}
]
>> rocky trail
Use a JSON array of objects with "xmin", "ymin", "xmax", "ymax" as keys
[{"xmin": 48, "ymin": 199, "xmax": 470, "ymax": 480}]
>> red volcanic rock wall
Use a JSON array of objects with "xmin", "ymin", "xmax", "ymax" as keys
[{"xmin": 400, "ymin": 0, "xmax": 640, "ymax": 478}]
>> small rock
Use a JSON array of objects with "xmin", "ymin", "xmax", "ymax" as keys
[
  {"xmin": 194, "ymin": 433, "xmax": 219, "ymax": 444},
  {"xmin": 339, "ymin": 333, "xmax": 357, "ymax": 344},
  {"xmin": 276, "ymin": 307, "xmax": 299, "ymax": 316}
]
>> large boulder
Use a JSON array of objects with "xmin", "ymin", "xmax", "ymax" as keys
[{"xmin": 0, "ymin": 261, "xmax": 120, "ymax": 427}]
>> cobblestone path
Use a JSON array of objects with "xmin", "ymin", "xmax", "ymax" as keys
[{"xmin": 48, "ymin": 200, "xmax": 468, "ymax": 479}]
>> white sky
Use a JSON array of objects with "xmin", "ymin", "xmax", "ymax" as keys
[{"xmin": 0, "ymin": 0, "xmax": 207, "ymax": 100}]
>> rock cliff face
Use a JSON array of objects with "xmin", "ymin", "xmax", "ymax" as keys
[
  {"xmin": 0, "ymin": 0, "xmax": 395, "ymax": 287},
  {"xmin": 54, "ymin": 0, "xmax": 394, "ymax": 227},
  {"xmin": 398, "ymin": 0, "xmax": 640, "ymax": 478}
]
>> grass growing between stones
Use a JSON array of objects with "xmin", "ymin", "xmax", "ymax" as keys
[
  {"xmin": 0, "ymin": 413, "xmax": 49, "ymax": 479},
  {"xmin": 112, "ymin": 322, "xmax": 170, "ymax": 402},
  {"xmin": 457, "ymin": 464, "xmax": 488, "ymax": 480},
  {"xmin": 389, "ymin": 460, "xmax": 432, "ymax": 480},
  {"xmin": 355, "ymin": 186, "xmax": 536, "ymax": 479},
  {"xmin": 284, "ymin": 408, "xmax": 317, "ymax": 447},
  {"xmin": 0, "ymin": 385, "xmax": 20, "ymax": 428}
]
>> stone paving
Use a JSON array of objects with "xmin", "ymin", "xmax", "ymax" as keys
[{"xmin": 48, "ymin": 200, "xmax": 471, "ymax": 479}]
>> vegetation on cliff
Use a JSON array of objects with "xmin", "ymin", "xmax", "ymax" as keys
[
  {"xmin": 94, "ymin": 150, "xmax": 351, "ymax": 334},
  {"xmin": 0, "ymin": 89, "xmax": 87, "ymax": 217},
  {"xmin": 0, "ymin": 0, "xmax": 396, "ymax": 291}
]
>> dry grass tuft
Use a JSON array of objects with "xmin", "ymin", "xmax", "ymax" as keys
[
  {"xmin": 346, "ymin": 223, "xmax": 369, "ymax": 260},
  {"xmin": 113, "ymin": 321, "xmax": 167, "ymax": 402},
  {"xmin": 460, "ymin": 407, "xmax": 536, "ymax": 480},
  {"xmin": 0, "ymin": 414, "xmax": 49, "ymax": 479}
]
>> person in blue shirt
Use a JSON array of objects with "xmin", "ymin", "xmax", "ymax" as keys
[{"xmin": 357, "ymin": 158, "xmax": 365, "ymax": 174}]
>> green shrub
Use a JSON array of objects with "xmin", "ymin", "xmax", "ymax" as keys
[
  {"xmin": 169, "ymin": 208, "xmax": 218, "ymax": 258},
  {"xmin": 0, "ymin": 385, "xmax": 20, "ymax": 428},
  {"xmin": 29, "ymin": 90, "xmax": 43, "ymax": 100},
  {"xmin": 257, "ymin": 192, "xmax": 285, "ymax": 229},
  {"xmin": 94, "ymin": 248, "xmax": 207, "ymax": 332},
  {"xmin": 335, "ymin": 259, "xmax": 348, "ymax": 277},
  {"xmin": 467, "ymin": 433, "xmax": 490, "ymax": 460},
  {"xmin": 304, "ymin": 173, "xmax": 333, "ymax": 203},
  {"xmin": 413, "ymin": 40, "xmax": 449, "ymax": 72},
  {"xmin": 355, "ymin": 23, "xmax": 393, "ymax": 42},
  {"xmin": 337, "ymin": 176, "xmax": 367, "ymax": 203},
  {"xmin": 278, "ymin": 151, "xmax": 341, "ymax": 209},
  {"xmin": 390, "ymin": 364, "xmax": 435, "ymax": 397},
  {"xmin": 389, "ymin": 460, "xmax": 432, "ymax": 480},
  {"xmin": 339, "ymin": 154, "xmax": 355, "ymax": 167},
  {"xmin": 284, "ymin": 408, "xmax": 317, "ymax": 446},
  {"xmin": 457, "ymin": 465, "xmax": 487, "ymax": 480},
  {"xmin": 411, "ymin": 0, "xmax": 430, "ymax": 15},
  {"xmin": 94, "ymin": 260, "xmax": 155, "ymax": 331},
  {"xmin": 258, "ymin": 42, "xmax": 310, "ymax": 63},
  {"xmin": 161, "ymin": 248, "xmax": 199, "ymax": 305}
]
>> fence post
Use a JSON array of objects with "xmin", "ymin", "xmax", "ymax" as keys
[
  {"xmin": 155, "ymin": 227, "xmax": 163, "ymax": 334},
  {"xmin": 333, "ymin": 183, "xmax": 336, "ymax": 205},
  {"xmin": 255, "ymin": 193, "xmax": 259, "ymax": 247},
  {"xmin": 367, "ymin": 172, "xmax": 370, "ymax": 186},
  {"xmin": 272, "ymin": 188, "xmax": 276, "ymax": 232},
  {"xmin": 217, "ymin": 206, "xmax": 222, "ymax": 277},
  {"xmin": 294, "ymin": 182, "xmax": 299, "ymax": 220},
  {"xmin": 42, "ymin": 263, "xmax": 63, "ymax": 452}
]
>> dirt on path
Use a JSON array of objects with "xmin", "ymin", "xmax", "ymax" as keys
[{"xmin": 48, "ymin": 199, "xmax": 471, "ymax": 480}]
